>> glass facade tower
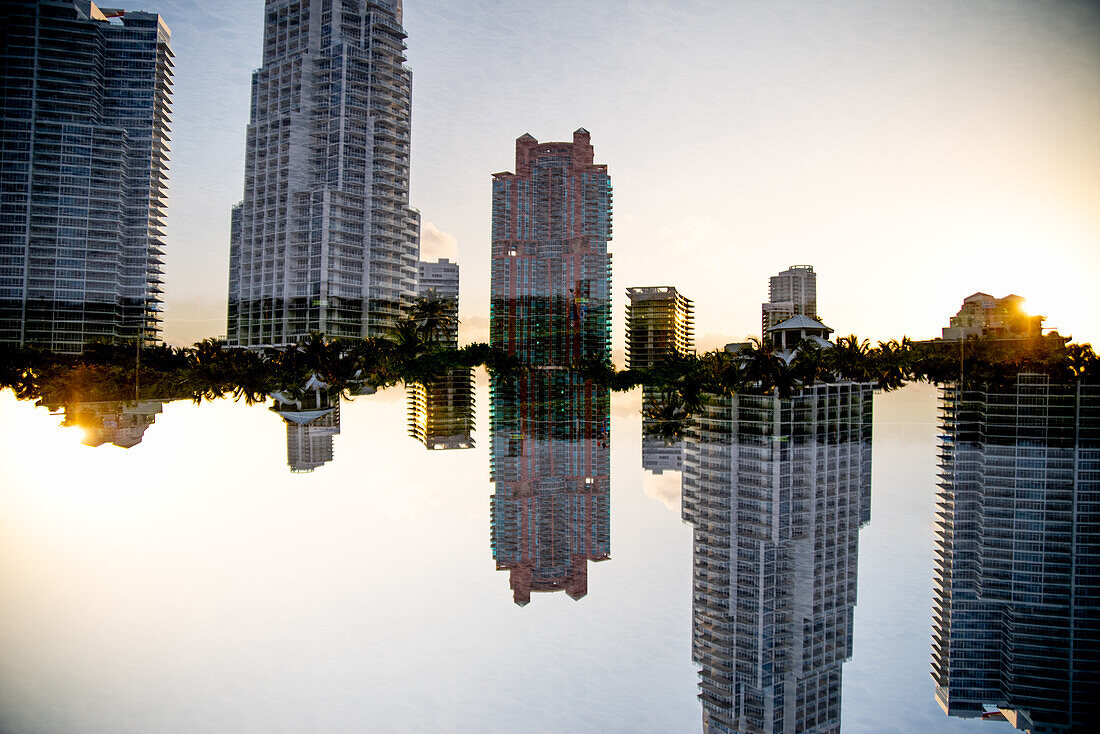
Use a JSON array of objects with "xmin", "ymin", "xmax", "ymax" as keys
[
  {"xmin": 227, "ymin": 0, "xmax": 419, "ymax": 346},
  {"xmin": 0, "ymin": 0, "xmax": 173, "ymax": 352}
]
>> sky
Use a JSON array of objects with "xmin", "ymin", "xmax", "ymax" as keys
[{"xmin": 154, "ymin": 0, "xmax": 1100, "ymax": 352}]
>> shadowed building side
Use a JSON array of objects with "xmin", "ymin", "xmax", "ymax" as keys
[{"xmin": 932, "ymin": 376, "xmax": 1099, "ymax": 732}]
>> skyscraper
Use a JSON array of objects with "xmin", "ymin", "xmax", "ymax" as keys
[
  {"xmin": 489, "ymin": 129, "xmax": 612, "ymax": 365},
  {"xmin": 0, "ymin": 1, "xmax": 173, "ymax": 352},
  {"xmin": 488, "ymin": 129, "xmax": 613, "ymax": 603},
  {"xmin": 683, "ymin": 378, "xmax": 874, "ymax": 734},
  {"xmin": 762, "ymin": 265, "xmax": 817, "ymax": 336},
  {"xmin": 227, "ymin": 0, "xmax": 419, "ymax": 347},
  {"xmin": 932, "ymin": 374, "xmax": 1099, "ymax": 731}
]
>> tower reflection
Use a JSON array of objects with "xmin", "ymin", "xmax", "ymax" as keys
[
  {"xmin": 683, "ymin": 320, "xmax": 873, "ymax": 733},
  {"xmin": 57, "ymin": 398, "xmax": 165, "ymax": 448},
  {"xmin": 270, "ymin": 373, "xmax": 342, "ymax": 473},
  {"xmin": 490, "ymin": 371, "xmax": 610, "ymax": 605}
]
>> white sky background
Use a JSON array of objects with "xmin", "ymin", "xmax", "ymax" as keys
[{"xmin": 158, "ymin": 0, "xmax": 1100, "ymax": 351}]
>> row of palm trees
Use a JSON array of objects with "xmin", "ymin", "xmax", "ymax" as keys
[{"xmin": 1, "ymin": 314, "xmax": 1095, "ymax": 415}]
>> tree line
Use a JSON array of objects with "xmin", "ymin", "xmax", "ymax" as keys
[{"xmin": 1, "ymin": 312, "xmax": 1096, "ymax": 416}]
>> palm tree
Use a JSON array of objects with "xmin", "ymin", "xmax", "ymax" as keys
[
  {"xmin": 409, "ymin": 295, "xmax": 457, "ymax": 345},
  {"xmin": 827, "ymin": 335, "xmax": 872, "ymax": 383}
]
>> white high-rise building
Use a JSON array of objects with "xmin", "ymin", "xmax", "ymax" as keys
[
  {"xmin": 227, "ymin": 0, "xmax": 419, "ymax": 346},
  {"xmin": 417, "ymin": 258, "xmax": 459, "ymax": 303},
  {"xmin": 762, "ymin": 265, "xmax": 817, "ymax": 336}
]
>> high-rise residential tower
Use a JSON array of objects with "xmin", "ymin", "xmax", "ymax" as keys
[
  {"xmin": 489, "ymin": 129, "xmax": 612, "ymax": 365},
  {"xmin": 625, "ymin": 286, "xmax": 694, "ymax": 370},
  {"xmin": 932, "ymin": 373, "xmax": 1099, "ymax": 731},
  {"xmin": 0, "ymin": 1, "xmax": 173, "ymax": 352},
  {"xmin": 227, "ymin": 0, "xmax": 419, "ymax": 347},
  {"xmin": 761, "ymin": 265, "xmax": 817, "ymax": 336}
]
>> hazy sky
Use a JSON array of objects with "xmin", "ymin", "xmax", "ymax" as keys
[{"xmin": 154, "ymin": 0, "xmax": 1100, "ymax": 351}]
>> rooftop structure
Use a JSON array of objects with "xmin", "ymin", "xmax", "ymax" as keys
[
  {"xmin": 942, "ymin": 292, "xmax": 1043, "ymax": 341},
  {"xmin": 766, "ymin": 314, "xmax": 834, "ymax": 351},
  {"xmin": 227, "ymin": 0, "xmax": 419, "ymax": 346},
  {"xmin": 0, "ymin": 1, "xmax": 173, "ymax": 352},
  {"xmin": 762, "ymin": 265, "xmax": 817, "ymax": 337}
]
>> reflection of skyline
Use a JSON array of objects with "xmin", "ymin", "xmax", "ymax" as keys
[
  {"xmin": 270, "ymin": 374, "xmax": 342, "ymax": 473},
  {"xmin": 407, "ymin": 369, "xmax": 474, "ymax": 450},
  {"xmin": 684, "ymin": 320, "xmax": 873, "ymax": 732},
  {"xmin": 932, "ymin": 374, "xmax": 1099, "ymax": 731},
  {"xmin": 407, "ymin": 257, "xmax": 475, "ymax": 450}
]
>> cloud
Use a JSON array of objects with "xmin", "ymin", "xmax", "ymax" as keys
[
  {"xmin": 420, "ymin": 221, "xmax": 459, "ymax": 261},
  {"xmin": 642, "ymin": 470, "xmax": 682, "ymax": 512}
]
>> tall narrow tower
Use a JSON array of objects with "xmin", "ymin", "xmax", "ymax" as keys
[
  {"xmin": 0, "ymin": 1, "xmax": 173, "ymax": 352},
  {"xmin": 227, "ymin": 0, "xmax": 419, "ymax": 346},
  {"xmin": 489, "ymin": 129, "xmax": 612, "ymax": 365},
  {"xmin": 626, "ymin": 286, "xmax": 695, "ymax": 474}
]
